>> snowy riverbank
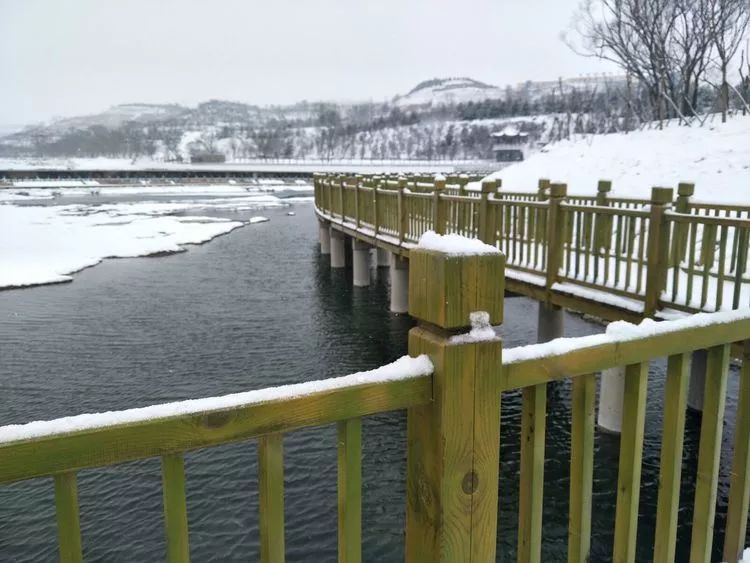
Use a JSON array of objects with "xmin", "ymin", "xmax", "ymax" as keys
[
  {"xmin": 481, "ymin": 115, "xmax": 750, "ymax": 205},
  {"xmin": 0, "ymin": 186, "xmax": 305, "ymax": 290}
]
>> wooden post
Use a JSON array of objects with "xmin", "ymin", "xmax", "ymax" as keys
[
  {"xmin": 405, "ymin": 247, "xmax": 504, "ymax": 563},
  {"xmin": 338, "ymin": 175, "xmax": 345, "ymax": 221},
  {"xmin": 644, "ymin": 187, "xmax": 674, "ymax": 317},
  {"xmin": 353, "ymin": 176, "xmax": 361, "ymax": 228},
  {"xmin": 398, "ymin": 176, "xmax": 408, "ymax": 243},
  {"xmin": 478, "ymin": 179, "xmax": 497, "ymax": 243},
  {"xmin": 545, "ymin": 183, "xmax": 568, "ymax": 297},
  {"xmin": 594, "ymin": 180, "xmax": 612, "ymax": 251},
  {"xmin": 372, "ymin": 175, "xmax": 380, "ymax": 235},
  {"xmin": 537, "ymin": 178, "xmax": 550, "ymax": 201},
  {"xmin": 671, "ymin": 182, "xmax": 694, "ymax": 266},
  {"xmin": 433, "ymin": 176, "xmax": 447, "ymax": 235}
]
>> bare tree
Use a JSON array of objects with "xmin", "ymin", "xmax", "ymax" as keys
[{"xmin": 706, "ymin": 0, "xmax": 750, "ymax": 121}]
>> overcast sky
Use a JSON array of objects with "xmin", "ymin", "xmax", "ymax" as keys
[{"xmin": 0, "ymin": 0, "xmax": 616, "ymax": 126}]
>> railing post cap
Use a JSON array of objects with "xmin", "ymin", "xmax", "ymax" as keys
[
  {"xmin": 481, "ymin": 179, "xmax": 497, "ymax": 193},
  {"xmin": 434, "ymin": 178, "xmax": 446, "ymax": 191},
  {"xmin": 677, "ymin": 182, "xmax": 695, "ymax": 197},
  {"xmin": 397, "ymin": 176, "xmax": 407, "ymax": 189},
  {"xmin": 651, "ymin": 186, "xmax": 674, "ymax": 204},
  {"xmin": 538, "ymin": 178, "xmax": 550, "ymax": 189},
  {"xmin": 597, "ymin": 180, "xmax": 612, "ymax": 192},
  {"xmin": 408, "ymin": 249, "xmax": 505, "ymax": 329},
  {"xmin": 549, "ymin": 183, "xmax": 567, "ymax": 197}
]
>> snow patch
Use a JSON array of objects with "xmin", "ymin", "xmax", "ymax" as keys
[
  {"xmin": 249, "ymin": 216, "xmax": 270, "ymax": 224},
  {"xmin": 450, "ymin": 311, "xmax": 499, "ymax": 343},
  {"xmin": 417, "ymin": 231, "xmax": 500, "ymax": 255}
]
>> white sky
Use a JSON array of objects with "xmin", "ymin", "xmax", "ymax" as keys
[{"xmin": 0, "ymin": 0, "xmax": 616, "ymax": 125}]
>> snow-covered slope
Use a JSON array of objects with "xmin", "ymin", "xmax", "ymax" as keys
[
  {"xmin": 483, "ymin": 116, "xmax": 750, "ymax": 205},
  {"xmin": 47, "ymin": 104, "xmax": 188, "ymax": 132},
  {"xmin": 394, "ymin": 78, "xmax": 505, "ymax": 108}
]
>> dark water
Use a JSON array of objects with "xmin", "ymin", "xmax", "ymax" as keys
[{"xmin": 0, "ymin": 199, "xmax": 744, "ymax": 561}]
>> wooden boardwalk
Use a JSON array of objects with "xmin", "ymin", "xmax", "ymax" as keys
[{"xmin": 314, "ymin": 173, "xmax": 750, "ymax": 323}]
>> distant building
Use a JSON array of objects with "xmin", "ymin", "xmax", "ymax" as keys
[
  {"xmin": 190, "ymin": 151, "xmax": 226, "ymax": 164},
  {"xmin": 491, "ymin": 126, "xmax": 529, "ymax": 162}
]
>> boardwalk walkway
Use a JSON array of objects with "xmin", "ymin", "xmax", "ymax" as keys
[{"xmin": 314, "ymin": 173, "xmax": 750, "ymax": 323}]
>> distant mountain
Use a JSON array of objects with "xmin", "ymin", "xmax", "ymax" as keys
[
  {"xmin": 44, "ymin": 103, "xmax": 189, "ymax": 133},
  {"xmin": 0, "ymin": 74, "xmax": 628, "ymax": 162},
  {"xmin": 393, "ymin": 77, "xmax": 505, "ymax": 108}
]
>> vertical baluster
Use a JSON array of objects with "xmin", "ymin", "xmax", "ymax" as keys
[
  {"xmin": 612, "ymin": 362, "xmax": 649, "ymax": 563},
  {"xmin": 686, "ymin": 222, "xmax": 698, "ymax": 308},
  {"xmin": 716, "ymin": 225, "xmax": 728, "ymax": 310},
  {"xmin": 54, "ymin": 472, "xmax": 83, "ymax": 563},
  {"xmin": 568, "ymin": 374, "xmax": 595, "ymax": 563},
  {"xmin": 653, "ymin": 354, "xmax": 690, "ymax": 562},
  {"xmin": 338, "ymin": 418, "xmax": 362, "ymax": 563},
  {"xmin": 733, "ymin": 227, "xmax": 748, "ymax": 309},
  {"xmin": 258, "ymin": 434, "xmax": 285, "ymax": 563},
  {"xmin": 614, "ymin": 215, "xmax": 623, "ymax": 290},
  {"xmin": 625, "ymin": 216, "xmax": 635, "ymax": 293},
  {"xmin": 723, "ymin": 342, "xmax": 750, "ymax": 562},
  {"xmin": 518, "ymin": 383, "xmax": 547, "ymax": 563},
  {"xmin": 690, "ymin": 344, "xmax": 730, "ymax": 563},
  {"xmin": 161, "ymin": 453, "xmax": 190, "ymax": 563}
]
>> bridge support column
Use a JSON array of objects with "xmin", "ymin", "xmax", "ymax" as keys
[
  {"xmin": 330, "ymin": 228, "xmax": 346, "ymax": 269},
  {"xmin": 318, "ymin": 220, "xmax": 331, "ymax": 255},
  {"xmin": 352, "ymin": 240, "xmax": 372, "ymax": 287},
  {"xmin": 687, "ymin": 349, "xmax": 707, "ymax": 412},
  {"xmin": 598, "ymin": 366, "xmax": 625, "ymax": 433},
  {"xmin": 389, "ymin": 254, "xmax": 409, "ymax": 313},
  {"xmin": 537, "ymin": 302, "xmax": 564, "ymax": 343},
  {"xmin": 376, "ymin": 247, "xmax": 390, "ymax": 268}
]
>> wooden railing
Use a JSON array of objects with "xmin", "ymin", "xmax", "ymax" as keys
[
  {"xmin": 2, "ymin": 246, "xmax": 750, "ymax": 562},
  {"xmin": 314, "ymin": 173, "xmax": 750, "ymax": 317}
]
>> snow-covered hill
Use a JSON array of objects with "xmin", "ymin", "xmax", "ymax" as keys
[
  {"xmin": 483, "ymin": 115, "xmax": 750, "ymax": 204},
  {"xmin": 393, "ymin": 78, "xmax": 505, "ymax": 108},
  {"xmin": 46, "ymin": 104, "xmax": 188, "ymax": 132}
]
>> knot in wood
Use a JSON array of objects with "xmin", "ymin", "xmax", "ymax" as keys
[{"xmin": 462, "ymin": 471, "xmax": 479, "ymax": 494}]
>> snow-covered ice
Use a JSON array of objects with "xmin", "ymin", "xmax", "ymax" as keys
[
  {"xmin": 480, "ymin": 115, "xmax": 750, "ymax": 204},
  {"xmin": 0, "ymin": 354, "xmax": 434, "ymax": 444},
  {"xmin": 0, "ymin": 188, "xmax": 293, "ymax": 289},
  {"xmin": 249, "ymin": 216, "xmax": 270, "ymax": 224}
]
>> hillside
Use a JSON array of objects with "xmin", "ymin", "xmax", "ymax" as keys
[
  {"xmin": 393, "ymin": 77, "xmax": 504, "ymax": 108},
  {"xmin": 482, "ymin": 115, "xmax": 750, "ymax": 204},
  {"xmin": 0, "ymin": 74, "xmax": 622, "ymax": 163}
]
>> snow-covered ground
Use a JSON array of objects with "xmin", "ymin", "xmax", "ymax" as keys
[
  {"xmin": 482, "ymin": 115, "xmax": 750, "ymax": 205},
  {"xmin": 0, "ymin": 186, "xmax": 297, "ymax": 290}
]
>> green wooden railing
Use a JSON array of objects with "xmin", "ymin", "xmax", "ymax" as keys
[
  {"xmin": 2, "ymin": 244, "xmax": 750, "ymax": 562},
  {"xmin": 315, "ymin": 173, "xmax": 750, "ymax": 318}
]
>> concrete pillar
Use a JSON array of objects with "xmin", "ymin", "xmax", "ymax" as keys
[
  {"xmin": 687, "ymin": 349, "xmax": 707, "ymax": 412},
  {"xmin": 598, "ymin": 366, "xmax": 626, "ymax": 433},
  {"xmin": 330, "ymin": 228, "xmax": 346, "ymax": 269},
  {"xmin": 352, "ymin": 240, "xmax": 372, "ymax": 287},
  {"xmin": 390, "ymin": 253, "xmax": 409, "ymax": 313},
  {"xmin": 319, "ymin": 220, "xmax": 331, "ymax": 255},
  {"xmin": 537, "ymin": 302, "xmax": 564, "ymax": 343},
  {"xmin": 376, "ymin": 247, "xmax": 390, "ymax": 268}
]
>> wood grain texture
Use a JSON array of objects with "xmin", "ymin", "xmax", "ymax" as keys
[
  {"xmin": 337, "ymin": 418, "xmax": 362, "ymax": 563},
  {"xmin": 161, "ymin": 454, "xmax": 190, "ymax": 563},
  {"xmin": 258, "ymin": 433, "xmax": 285, "ymax": 563},
  {"xmin": 653, "ymin": 353, "xmax": 690, "ymax": 563},
  {"xmin": 518, "ymin": 383, "xmax": 546, "ymax": 563},
  {"xmin": 723, "ymin": 341, "xmax": 750, "ymax": 563},
  {"xmin": 690, "ymin": 344, "xmax": 730, "ymax": 563},
  {"xmin": 612, "ymin": 362, "xmax": 648, "ymax": 563},
  {"xmin": 568, "ymin": 373, "xmax": 595, "ymax": 563},
  {"xmin": 54, "ymin": 472, "xmax": 83, "ymax": 563}
]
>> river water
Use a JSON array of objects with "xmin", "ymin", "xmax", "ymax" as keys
[{"xmin": 0, "ymin": 196, "xmax": 744, "ymax": 561}]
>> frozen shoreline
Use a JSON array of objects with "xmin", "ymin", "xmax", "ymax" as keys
[{"xmin": 0, "ymin": 189, "xmax": 293, "ymax": 291}]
